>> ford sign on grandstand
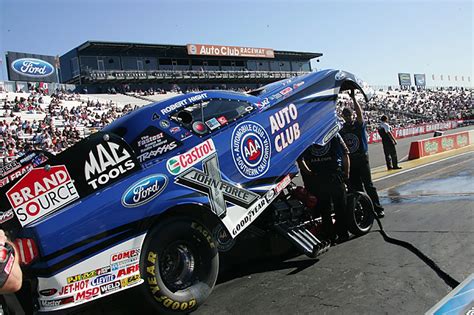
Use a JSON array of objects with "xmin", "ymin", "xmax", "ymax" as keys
[
  {"xmin": 11, "ymin": 58, "xmax": 55, "ymax": 78},
  {"xmin": 6, "ymin": 51, "xmax": 59, "ymax": 82}
]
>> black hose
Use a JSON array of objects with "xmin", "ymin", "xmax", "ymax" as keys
[{"xmin": 371, "ymin": 210, "xmax": 460, "ymax": 289}]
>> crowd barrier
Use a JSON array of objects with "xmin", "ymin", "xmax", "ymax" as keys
[
  {"xmin": 367, "ymin": 120, "xmax": 459, "ymax": 144},
  {"xmin": 408, "ymin": 131, "xmax": 472, "ymax": 160}
]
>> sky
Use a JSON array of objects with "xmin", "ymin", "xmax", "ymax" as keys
[{"xmin": 0, "ymin": 0, "xmax": 472, "ymax": 87}]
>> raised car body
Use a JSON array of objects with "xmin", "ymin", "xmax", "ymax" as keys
[{"xmin": 0, "ymin": 69, "xmax": 373, "ymax": 313}]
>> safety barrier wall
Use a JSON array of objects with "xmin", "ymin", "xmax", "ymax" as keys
[
  {"xmin": 408, "ymin": 131, "xmax": 471, "ymax": 160},
  {"xmin": 367, "ymin": 120, "xmax": 459, "ymax": 144}
]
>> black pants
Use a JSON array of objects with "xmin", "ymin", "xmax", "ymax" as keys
[
  {"xmin": 382, "ymin": 143, "xmax": 399, "ymax": 169},
  {"xmin": 303, "ymin": 172, "xmax": 348, "ymax": 240},
  {"xmin": 349, "ymin": 154, "xmax": 383, "ymax": 210}
]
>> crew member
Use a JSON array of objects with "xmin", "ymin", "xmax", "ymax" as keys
[
  {"xmin": 298, "ymin": 133, "xmax": 350, "ymax": 244},
  {"xmin": 0, "ymin": 229, "xmax": 22, "ymax": 294},
  {"xmin": 378, "ymin": 115, "xmax": 401, "ymax": 170},
  {"xmin": 340, "ymin": 90, "xmax": 385, "ymax": 218}
]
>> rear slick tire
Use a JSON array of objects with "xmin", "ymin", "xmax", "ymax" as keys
[
  {"xmin": 141, "ymin": 217, "xmax": 219, "ymax": 314},
  {"xmin": 346, "ymin": 191, "xmax": 375, "ymax": 236}
]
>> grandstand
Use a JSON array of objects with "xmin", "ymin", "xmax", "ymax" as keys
[{"xmin": 59, "ymin": 41, "xmax": 321, "ymax": 90}]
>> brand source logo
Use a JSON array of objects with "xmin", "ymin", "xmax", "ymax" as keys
[
  {"xmin": 122, "ymin": 174, "xmax": 168, "ymax": 207},
  {"xmin": 166, "ymin": 139, "xmax": 215, "ymax": 175},
  {"xmin": 11, "ymin": 58, "xmax": 55, "ymax": 78},
  {"xmin": 6, "ymin": 165, "xmax": 79, "ymax": 227},
  {"xmin": 231, "ymin": 121, "xmax": 271, "ymax": 179}
]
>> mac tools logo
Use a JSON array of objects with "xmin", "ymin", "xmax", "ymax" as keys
[
  {"xmin": 11, "ymin": 58, "xmax": 55, "ymax": 78},
  {"xmin": 231, "ymin": 122, "xmax": 271, "ymax": 179},
  {"xmin": 121, "ymin": 174, "xmax": 168, "ymax": 207},
  {"xmin": 84, "ymin": 142, "xmax": 137, "ymax": 190}
]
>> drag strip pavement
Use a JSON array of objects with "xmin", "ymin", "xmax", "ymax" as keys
[{"xmin": 196, "ymin": 152, "xmax": 474, "ymax": 315}]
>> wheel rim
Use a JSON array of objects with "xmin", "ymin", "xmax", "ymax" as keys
[
  {"xmin": 160, "ymin": 242, "xmax": 197, "ymax": 292},
  {"xmin": 354, "ymin": 199, "xmax": 371, "ymax": 230}
]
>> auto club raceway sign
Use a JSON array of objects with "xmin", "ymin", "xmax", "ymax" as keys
[{"xmin": 7, "ymin": 165, "xmax": 79, "ymax": 227}]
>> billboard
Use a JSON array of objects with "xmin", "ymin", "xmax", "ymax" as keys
[
  {"xmin": 187, "ymin": 44, "xmax": 275, "ymax": 58},
  {"xmin": 398, "ymin": 73, "xmax": 411, "ymax": 86},
  {"xmin": 6, "ymin": 51, "xmax": 58, "ymax": 83},
  {"xmin": 414, "ymin": 74, "xmax": 426, "ymax": 86}
]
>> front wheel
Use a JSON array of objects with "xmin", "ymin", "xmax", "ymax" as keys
[
  {"xmin": 346, "ymin": 191, "xmax": 374, "ymax": 236},
  {"xmin": 141, "ymin": 217, "xmax": 219, "ymax": 314}
]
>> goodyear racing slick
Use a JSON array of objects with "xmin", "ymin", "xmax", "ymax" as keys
[{"xmin": 0, "ymin": 69, "xmax": 375, "ymax": 314}]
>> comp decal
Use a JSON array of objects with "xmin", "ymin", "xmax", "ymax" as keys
[
  {"xmin": 166, "ymin": 139, "xmax": 215, "ymax": 176},
  {"xmin": 231, "ymin": 121, "xmax": 271, "ymax": 179},
  {"xmin": 84, "ymin": 142, "xmax": 137, "ymax": 189},
  {"xmin": 37, "ymin": 235, "xmax": 146, "ymax": 312},
  {"xmin": 6, "ymin": 165, "xmax": 80, "ymax": 227},
  {"xmin": 175, "ymin": 154, "xmax": 259, "ymax": 218},
  {"xmin": 269, "ymin": 103, "xmax": 300, "ymax": 152},
  {"xmin": 131, "ymin": 126, "xmax": 182, "ymax": 163}
]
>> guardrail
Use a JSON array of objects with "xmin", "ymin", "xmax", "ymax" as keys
[{"xmin": 408, "ymin": 131, "xmax": 472, "ymax": 160}]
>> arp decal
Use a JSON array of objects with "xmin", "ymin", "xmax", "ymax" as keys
[
  {"xmin": 6, "ymin": 165, "xmax": 79, "ymax": 227},
  {"xmin": 131, "ymin": 126, "xmax": 182, "ymax": 163},
  {"xmin": 84, "ymin": 142, "xmax": 136, "ymax": 189},
  {"xmin": 121, "ymin": 174, "xmax": 168, "ymax": 208},
  {"xmin": 269, "ymin": 103, "xmax": 300, "ymax": 152},
  {"xmin": 231, "ymin": 121, "xmax": 271, "ymax": 179},
  {"xmin": 166, "ymin": 139, "xmax": 215, "ymax": 176},
  {"xmin": 175, "ymin": 154, "xmax": 259, "ymax": 218}
]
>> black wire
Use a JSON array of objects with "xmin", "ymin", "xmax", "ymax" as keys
[{"xmin": 371, "ymin": 210, "xmax": 460, "ymax": 289}]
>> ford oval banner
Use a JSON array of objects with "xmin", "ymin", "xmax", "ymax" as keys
[{"xmin": 6, "ymin": 51, "xmax": 58, "ymax": 82}]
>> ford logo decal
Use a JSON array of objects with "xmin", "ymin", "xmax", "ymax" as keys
[
  {"xmin": 11, "ymin": 58, "xmax": 55, "ymax": 77},
  {"xmin": 122, "ymin": 174, "xmax": 168, "ymax": 208}
]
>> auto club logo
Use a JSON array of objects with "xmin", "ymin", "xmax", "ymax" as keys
[
  {"xmin": 231, "ymin": 121, "xmax": 271, "ymax": 179},
  {"xmin": 11, "ymin": 58, "xmax": 55, "ymax": 78}
]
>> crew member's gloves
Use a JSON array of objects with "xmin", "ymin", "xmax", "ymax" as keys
[{"xmin": 0, "ymin": 242, "xmax": 15, "ymax": 288}]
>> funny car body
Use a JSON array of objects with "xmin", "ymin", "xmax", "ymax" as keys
[{"xmin": 0, "ymin": 69, "xmax": 376, "ymax": 314}]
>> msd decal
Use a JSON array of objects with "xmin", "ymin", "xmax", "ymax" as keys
[
  {"xmin": 269, "ymin": 103, "xmax": 300, "ymax": 152},
  {"xmin": 6, "ymin": 165, "xmax": 79, "ymax": 227},
  {"xmin": 231, "ymin": 121, "xmax": 271, "ymax": 179},
  {"xmin": 11, "ymin": 58, "xmax": 55, "ymax": 78},
  {"xmin": 166, "ymin": 139, "xmax": 215, "ymax": 176},
  {"xmin": 121, "ymin": 174, "xmax": 168, "ymax": 208},
  {"xmin": 84, "ymin": 142, "xmax": 136, "ymax": 189}
]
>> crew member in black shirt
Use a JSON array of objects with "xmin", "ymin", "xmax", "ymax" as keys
[
  {"xmin": 298, "ymin": 133, "xmax": 350, "ymax": 243},
  {"xmin": 340, "ymin": 90, "xmax": 385, "ymax": 218}
]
